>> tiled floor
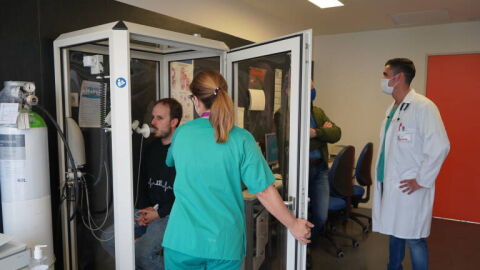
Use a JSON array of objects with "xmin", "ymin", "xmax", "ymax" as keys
[
  {"xmin": 78, "ymin": 208, "xmax": 478, "ymax": 270},
  {"xmin": 308, "ymin": 208, "xmax": 478, "ymax": 270}
]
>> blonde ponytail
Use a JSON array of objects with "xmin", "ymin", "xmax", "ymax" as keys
[
  {"xmin": 210, "ymin": 89, "xmax": 234, "ymax": 143},
  {"xmin": 190, "ymin": 70, "xmax": 234, "ymax": 143}
]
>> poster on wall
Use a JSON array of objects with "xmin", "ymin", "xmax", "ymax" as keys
[
  {"xmin": 78, "ymin": 80, "xmax": 102, "ymax": 128},
  {"xmin": 248, "ymin": 67, "xmax": 267, "ymax": 90},
  {"xmin": 170, "ymin": 60, "xmax": 194, "ymax": 124}
]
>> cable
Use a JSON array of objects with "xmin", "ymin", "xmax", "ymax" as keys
[
  {"xmin": 88, "ymin": 133, "xmax": 113, "ymax": 215},
  {"xmin": 93, "ymin": 81, "xmax": 109, "ymax": 187},
  {"xmin": 34, "ymin": 76, "xmax": 115, "ymax": 242},
  {"xmin": 92, "ymin": 129, "xmax": 105, "ymax": 187},
  {"xmin": 80, "ymin": 169, "xmax": 114, "ymax": 242},
  {"xmin": 84, "ymin": 133, "xmax": 143, "ymax": 242},
  {"xmin": 33, "ymin": 105, "xmax": 80, "ymax": 221},
  {"xmin": 134, "ymin": 135, "xmax": 144, "ymax": 208},
  {"xmin": 34, "ymin": 105, "xmax": 78, "ymax": 181},
  {"xmin": 35, "ymin": 104, "xmax": 143, "ymax": 243}
]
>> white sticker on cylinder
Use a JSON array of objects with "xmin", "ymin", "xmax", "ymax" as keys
[{"xmin": 0, "ymin": 134, "xmax": 26, "ymax": 160}]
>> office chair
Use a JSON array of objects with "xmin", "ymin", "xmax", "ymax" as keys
[
  {"xmin": 350, "ymin": 142, "xmax": 373, "ymax": 233},
  {"xmin": 325, "ymin": 145, "xmax": 359, "ymax": 258}
]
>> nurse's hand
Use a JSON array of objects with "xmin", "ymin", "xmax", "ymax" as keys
[
  {"xmin": 399, "ymin": 179, "xmax": 423, "ymax": 195},
  {"xmin": 288, "ymin": 219, "xmax": 314, "ymax": 244}
]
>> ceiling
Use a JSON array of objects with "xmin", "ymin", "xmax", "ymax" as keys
[
  {"xmin": 241, "ymin": 0, "xmax": 480, "ymax": 34},
  {"xmin": 117, "ymin": 0, "xmax": 480, "ymax": 41}
]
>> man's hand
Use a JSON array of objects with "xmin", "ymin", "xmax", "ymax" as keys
[
  {"xmin": 288, "ymin": 218, "xmax": 314, "ymax": 245},
  {"xmin": 310, "ymin": 122, "xmax": 333, "ymax": 137},
  {"xmin": 399, "ymin": 179, "xmax": 423, "ymax": 195},
  {"xmin": 135, "ymin": 207, "xmax": 159, "ymax": 226},
  {"xmin": 323, "ymin": 121, "xmax": 333, "ymax": 128}
]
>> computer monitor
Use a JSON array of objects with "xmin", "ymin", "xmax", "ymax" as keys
[{"xmin": 264, "ymin": 133, "xmax": 279, "ymax": 166}]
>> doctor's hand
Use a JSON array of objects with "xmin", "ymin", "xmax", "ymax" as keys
[
  {"xmin": 288, "ymin": 218, "xmax": 314, "ymax": 245},
  {"xmin": 135, "ymin": 207, "xmax": 159, "ymax": 226},
  {"xmin": 399, "ymin": 179, "xmax": 423, "ymax": 195}
]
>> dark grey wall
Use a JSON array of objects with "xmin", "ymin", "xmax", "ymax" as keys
[{"xmin": 0, "ymin": 1, "xmax": 251, "ymax": 268}]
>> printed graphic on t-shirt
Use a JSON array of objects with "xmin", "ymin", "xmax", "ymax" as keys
[{"xmin": 148, "ymin": 178, "xmax": 173, "ymax": 192}]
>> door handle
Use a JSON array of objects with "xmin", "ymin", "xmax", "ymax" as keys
[{"xmin": 283, "ymin": 196, "xmax": 296, "ymax": 211}]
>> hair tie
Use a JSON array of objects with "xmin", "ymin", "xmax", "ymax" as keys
[{"xmin": 213, "ymin": 87, "xmax": 220, "ymax": 96}]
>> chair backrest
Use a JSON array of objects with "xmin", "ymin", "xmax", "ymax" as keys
[
  {"xmin": 355, "ymin": 143, "xmax": 373, "ymax": 186},
  {"xmin": 329, "ymin": 145, "xmax": 355, "ymax": 197}
]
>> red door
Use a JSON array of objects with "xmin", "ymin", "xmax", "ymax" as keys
[{"xmin": 426, "ymin": 53, "xmax": 480, "ymax": 223}]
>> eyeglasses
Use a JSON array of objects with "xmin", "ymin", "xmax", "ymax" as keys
[{"xmin": 188, "ymin": 94, "xmax": 195, "ymax": 102}]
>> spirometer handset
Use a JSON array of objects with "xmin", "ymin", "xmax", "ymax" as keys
[
  {"xmin": 101, "ymin": 110, "xmax": 153, "ymax": 139},
  {"xmin": 131, "ymin": 119, "xmax": 154, "ymax": 139}
]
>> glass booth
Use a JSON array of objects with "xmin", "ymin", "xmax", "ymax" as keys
[{"xmin": 53, "ymin": 21, "xmax": 312, "ymax": 270}]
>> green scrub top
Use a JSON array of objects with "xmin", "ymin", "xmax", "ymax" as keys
[
  {"xmin": 162, "ymin": 118, "xmax": 275, "ymax": 260},
  {"xmin": 377, "ymin": 105, "xmax": 398, "ymax": 182}
]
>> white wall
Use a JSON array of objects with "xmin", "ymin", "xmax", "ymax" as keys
[{"xmin": 313, "ymin": 21, "xmax": 480, "ymax": 207}]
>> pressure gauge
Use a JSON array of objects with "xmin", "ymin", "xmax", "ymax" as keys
[{"xmin": 23, "ymin": 82, "xmax": 36, "ymax": 93}]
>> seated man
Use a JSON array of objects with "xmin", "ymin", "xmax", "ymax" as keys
[{"xmin": 101, "ymin": 98, "xmax": 182, "ymax": 270}]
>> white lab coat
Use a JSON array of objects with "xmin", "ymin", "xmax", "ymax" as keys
[{"xmin": 372, "ymin": 89, "xmax": 450, "ymax": 239}]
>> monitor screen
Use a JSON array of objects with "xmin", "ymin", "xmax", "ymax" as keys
[{"xmin": 265, "ymin": 133, "xmax": 279, "ymax": 166}]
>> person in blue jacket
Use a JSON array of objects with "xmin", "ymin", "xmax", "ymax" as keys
[{"xmin": 162, "ymin": 70, "xmax": 313, "ymax": 269}]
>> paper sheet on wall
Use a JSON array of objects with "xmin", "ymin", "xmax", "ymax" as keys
[
  {"xmin": 170, "ymin": 61, "xmax": 194, "ymax": 124},
  {"xmin": 0, "ymin": 103, "xmax": 19, "ymax": 125},
  {"xmin": 78, "ymin": 80, "xmax": 102, "ymax": 128},
  {"xmin": 274, "ymin": 69, "xmax": 283, "ymax": 114},
  {"xmin": 236, "ymin": 107, "xmax": 245, "ymax": 128},
  {"xmin": 248, "ymin": 89, "xmax": 266, "ymax": 111}
]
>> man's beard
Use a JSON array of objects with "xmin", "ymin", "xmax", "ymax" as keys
[{"xmin": 155, "ymin": 128, "xmax": 171, "ymax": 139}]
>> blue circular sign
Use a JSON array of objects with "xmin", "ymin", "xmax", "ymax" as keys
[{"xmin": 116, "ymin": 77, "xmax": 127, "ymax": 88}]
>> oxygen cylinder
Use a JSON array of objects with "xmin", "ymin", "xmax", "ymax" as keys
[{"xmin": 0, "ymin": 109, "xmax": 55, "ymax": 268}]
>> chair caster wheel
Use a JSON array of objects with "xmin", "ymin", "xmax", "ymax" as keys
[
  {"xmin": 352, "ymin": 240, "xmax": 359, "ymax": 248},
  {"xmin": 336, "ymin": 250, "xmax": 344, "ymax": 258}
]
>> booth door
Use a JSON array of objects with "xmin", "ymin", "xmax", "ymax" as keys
[{"xmin": 225, "ymin": 31, "xmax": 312, "ymax": 270}]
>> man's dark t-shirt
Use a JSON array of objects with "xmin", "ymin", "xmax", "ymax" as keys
[{"xmin": 137, "ymin": 138, "xmax": 175, "ymax": 218}]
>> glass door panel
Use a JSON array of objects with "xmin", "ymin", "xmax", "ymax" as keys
[
  {"xmin": 226, "ymin": 31, "xmax": 312, "ymax": 270},
  {"xmin": 67, "ymin": 49, "xmax": 158, "ymax": 270},
  {"xmin": 237, "ymin": 53, "xmax": 291, "ymax": 270}
]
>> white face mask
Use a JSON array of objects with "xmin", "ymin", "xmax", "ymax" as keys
[{"xmin": 381, "ymin": 77, "xmax": 396, "ymax": 95}]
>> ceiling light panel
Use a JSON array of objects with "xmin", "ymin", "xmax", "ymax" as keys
[{"xmin": 309, "ymin": 0, "xmax": 344, "ymax": 9}]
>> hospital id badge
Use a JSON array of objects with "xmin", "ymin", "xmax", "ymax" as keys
[{"xmin": 397, "ymin": 132, "xmax": 412, "ymax": 142}]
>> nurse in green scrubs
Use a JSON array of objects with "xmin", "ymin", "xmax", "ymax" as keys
[{"xmin": 162, "ymin": 70, "xmax": 313, "ymax": 269}]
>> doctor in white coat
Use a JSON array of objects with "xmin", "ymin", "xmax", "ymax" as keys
[{"xmin": 373, "ymin": 58, "xmax": 450, "ymax": 270}]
